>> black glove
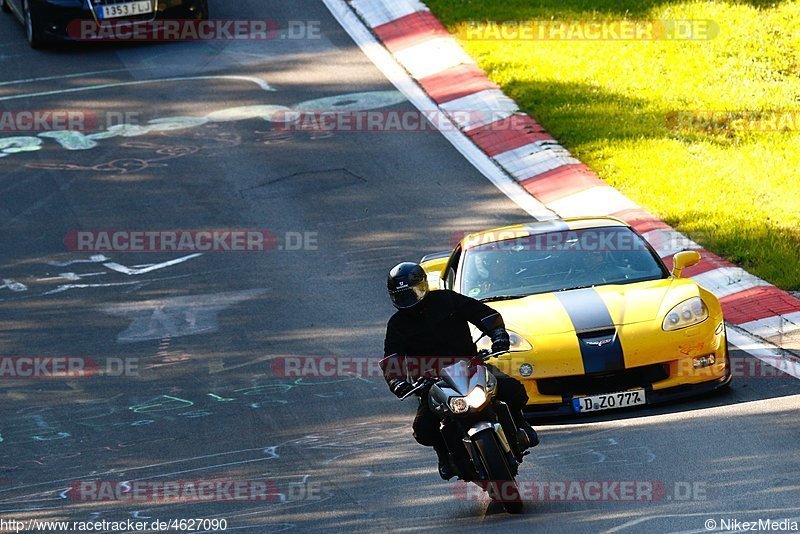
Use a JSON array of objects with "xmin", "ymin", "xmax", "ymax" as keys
[
  {"xmin": 388, "ymin": 378, "xmax": 414, "ymax": 399},
  {"xmin": 490, "ymin": 328, "xmax": 510, "ymax": 353}
]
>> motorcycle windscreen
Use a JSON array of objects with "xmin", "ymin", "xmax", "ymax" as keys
[{"xmin": 439, "ymin": 360, "xmax": 488, "ymax": 396}]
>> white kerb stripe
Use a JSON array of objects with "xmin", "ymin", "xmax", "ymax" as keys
[
  {"xmin": 493, "ymin": 141, "xmax": 579, "ymax": 181},
  {"xmin": 440, "ymin": 89, "xmax": 518, "ymax": 131},
  {"xmin": 546, "ymin": 186, "xmax": 640, "ymax": 218},
  {"xmin": 350, "ymin": 0, "xmax": 428, "ymax": 28},
  {"xmin": 499, "ymin": 152, "xmax": 580, "ymax": 182},
  {"xmin": 642, "ymin": 228, "xmax": 703, "ymax": 258},
  {"xmin": 493, "ymin": 140, "xmax": 570, "ymax": 166},
  {"xmin": 394, "ymin": 37, "xmax": 476, "ymax": 79},
  {"xmin": 726, "ymin": 324, "xmax": 800, "ymax": 380},
  {"xmin": 690, "ymin": 266, "xmax": 771, "ymax": 299},
  {"xmin": 738, "ymin": 312, "xmax": 800, "ymax": 340}
]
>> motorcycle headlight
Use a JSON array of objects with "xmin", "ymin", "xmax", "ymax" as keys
[
  {"xmin": 662, "ymin": 297, "xmax": 709, "ymax": 331},
  {"xmin": 474, "ymin": 329, "xmax": 533, "ymax": 352},
  {"xmin": 449, "ymin": 397, "xmax": 468, "ymax": 414},
  {"xmin": 465, "ymin": 387, "xmax": 488, "ymax": 409}
]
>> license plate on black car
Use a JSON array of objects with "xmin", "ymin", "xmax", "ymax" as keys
[{"xmin": 98, "ymin": 1, "xmax": 153, "ymax": 19}]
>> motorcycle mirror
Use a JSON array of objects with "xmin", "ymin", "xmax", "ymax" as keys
[
  {"xmin": 481, "ymin": 349, "xmax": 509, "ymax": 361},
  {"xmin": 400, "ymin": 379, "xmax": 427, "ymax": 400}
]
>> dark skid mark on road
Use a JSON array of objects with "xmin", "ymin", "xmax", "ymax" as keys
[{"xmin": 242, "ymin": 168, "xmax": 367, "ymax": 198}]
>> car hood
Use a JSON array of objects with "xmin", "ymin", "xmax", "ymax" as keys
[{"xmin": 487, "ymin": 278, "xmax": 700, "ymax": 336}]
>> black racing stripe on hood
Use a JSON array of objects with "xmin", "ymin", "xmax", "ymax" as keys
[{"xmin": 555, "ymin": 288, "xmax": 625, "ymax": 373}]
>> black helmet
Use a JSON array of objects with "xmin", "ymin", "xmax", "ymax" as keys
[{"xmin": 387, "ymin": 262, "xmax": 429, "ymax": 309}]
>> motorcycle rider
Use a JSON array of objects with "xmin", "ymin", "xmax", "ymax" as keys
[{"xmin": 382, "ymin": 262, "xmax": 539, "ymax": 480}]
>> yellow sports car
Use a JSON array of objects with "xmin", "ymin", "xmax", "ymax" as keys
[{"xmin": 420, "ymin": 216, "xmax": 731, "ymax": 416}]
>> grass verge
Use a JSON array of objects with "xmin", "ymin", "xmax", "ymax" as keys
[{"xmin": 425, "ymin": 0, "xmax": 800, "ymax": 289}]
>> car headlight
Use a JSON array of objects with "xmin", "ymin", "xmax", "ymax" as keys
[
  {"xmin": 474, "ymin": 329, "xmax": 533, "ymax": 352},
  {"xmin": 662, "ymin": 297, "xmax": 709, "ymax": 331},
  {"xmin": 465, "ymin": 387, "xmax": 488, "ymax": 409}
]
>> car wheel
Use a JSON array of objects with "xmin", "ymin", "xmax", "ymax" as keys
[
  {"xmin": 1, "ymin": 0, "xmax": 11, "ymax": 14},
  {"xmin": 720, "ymin": 340, "xmax": 733, "ymax": 389},
  {"xmin": 24, "ymin": 0, "xmax": 46, "ymax": 49}
]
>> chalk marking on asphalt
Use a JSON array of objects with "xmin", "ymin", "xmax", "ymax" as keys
[
  {"xmin": 0, "ymin": 75, "xmax": 275, "ymax": 102},
  {"xmin": 0, "ymin": 67, "xmax": 153, "ymax": 87},
  {"xmin": 102, "ymin": 253, "xmax": 203, "ymax": 276},
  {"xmin": 0, "ymin": 279, "xmax": 27, "ymax": 292},
  {"xmin": 0, "ymin": 446, "xmax": 279, "ymax": 498},
  {"xmin": 36, "ymin": 272, "xmax": 107, "ymax": 282},
  {"xmin": 100, "ymin": 288, "xmax": 269, "ymax": 342},
  {"xmin": 33, "ymin": 273, "xmax": 194, "ymax": 297},
  {"xmin": 47, "ymin": 255, "xmax": 111, "ymax": 267},
  {"xmin": 208, "ymin": 355, "xmax": 275, "ymax": 375},
  {"xmin": 322, "ymin": 0, "xmax": 557, "ymax": 221},
  {"xmin": 0, "ymin": 448, "xmax": 292, "ymax": 508},
  {"xmin": 727, "ymin": 324, "xmax": 800, "ymax": 380},
  {"xmin": 42, "ymin": 280, "xmax": 148, "ymax": 295}
]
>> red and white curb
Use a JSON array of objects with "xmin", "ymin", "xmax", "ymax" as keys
[{"xmin": 323, "ymin": 0, "xmax": 800, "ymax": 373}]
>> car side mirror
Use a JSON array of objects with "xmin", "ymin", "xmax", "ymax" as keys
[
  {"xmin": 420, "ymin": 252, "xmax": 451, "ymax": 291},
  {"xmin": 672, "ymin": 250, "xmax": 701, "ymax": 278}
]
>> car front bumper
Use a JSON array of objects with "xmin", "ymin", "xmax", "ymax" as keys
[
  {"xmin": 33, "ymin": 0, "xmax": 206, "ymax": 41},
  {"xmin": 523, "ymin": 372, "xmax": 731, "ymax": 418},
  {"xmin": 521, "ymin": 342, "xmax": 732, "ymax": 419}
]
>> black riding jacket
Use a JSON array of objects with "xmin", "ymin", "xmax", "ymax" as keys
[{"xmin": 382, "ymin": 290, "xmax": 504, "ymax": 382}]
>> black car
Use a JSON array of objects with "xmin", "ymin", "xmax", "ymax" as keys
[{"xmin": 1, "ymin": 0, "xmax": 208, "ymax": 48}]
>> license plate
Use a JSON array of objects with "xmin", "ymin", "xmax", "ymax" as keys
[
  {"xmin": 572, "ymin": 389, "xmax": 646, "ymax": 413},
  {"xmin": 98, "ymin": 1, "xmax": 153, "ymax": 19}
]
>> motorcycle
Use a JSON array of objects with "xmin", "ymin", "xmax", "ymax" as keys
[{"xmin": 399, "ymin": 350, "xmax": 529, "ymax": 514}]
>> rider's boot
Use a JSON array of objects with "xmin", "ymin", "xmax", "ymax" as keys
[
  {"xmin": 513, "ymin": 410, "xmax": 540, "ymax": 450},
  {"xmin": 433, "ymin": 443, "xmax": 456, "ymax": 480}
]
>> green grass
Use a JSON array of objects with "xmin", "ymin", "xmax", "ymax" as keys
[{"xmin": 425, "ymin": 0, "xmax": 800, "ymax": 289}]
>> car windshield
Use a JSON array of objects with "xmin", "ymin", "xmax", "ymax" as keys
[{"xmin": 460, "ymin": 226, "xmax": 667, "ymax": 300}]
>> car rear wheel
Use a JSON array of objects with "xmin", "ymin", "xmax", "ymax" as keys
[{"xmin": 24, "ymin": 0, "xmax": 46, "ymax": 49}]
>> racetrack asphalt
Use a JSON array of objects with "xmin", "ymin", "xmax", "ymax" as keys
[{"xmin": 0, "ymin": 1, "xmax": 799, "ymax": 532}]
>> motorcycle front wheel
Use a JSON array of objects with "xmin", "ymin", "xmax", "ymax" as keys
[{"xmin": 473, "ymin": 430, "xmax": 522, "ymax": 514}]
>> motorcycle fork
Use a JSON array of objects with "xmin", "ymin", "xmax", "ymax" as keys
[
  {"xmin": 495, "ymin": 401, "xmax": 524, "ymax": 464},
  {"xmin": 441, "ymin": 420, "xmax": 479, "ymax": 480},
  {"xmin": 462, "ymin": 435, "xmax": 486, "ymax": 480}
]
